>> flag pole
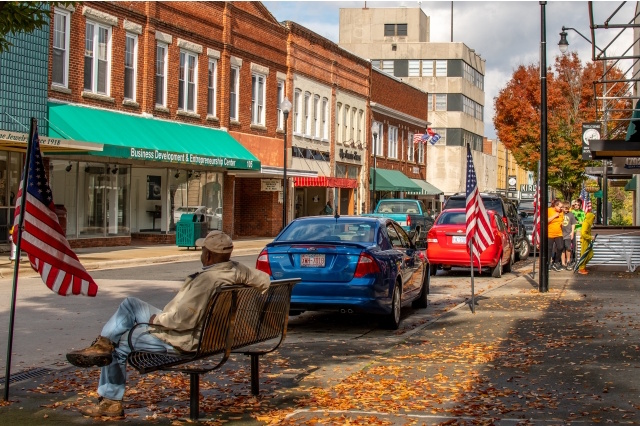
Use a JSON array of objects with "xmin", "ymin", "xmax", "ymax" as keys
[
  {"xmin": 469, "ymin": 240, "xmax": 475, "ymax": 314},
  {"xmin": 4, "ymin": 118, "xmax": 36, "ymax": 400}
]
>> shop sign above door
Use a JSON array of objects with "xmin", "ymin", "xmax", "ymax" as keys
[{"xmin": 261, "ymin": 179, "xmax": 282, "ymax": 191}]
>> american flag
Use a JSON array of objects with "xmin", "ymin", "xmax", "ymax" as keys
[
  {"xmin": 532, "ymin": 182, "xmax": 541, "ymax": 246},
  {"xmin": 12, "ymin": 124, "xmax": 98, "ymax": 297},
  {"xmin": 413, "ymin": 133, "xmax": 427, "ymax": 144},
  {"xmin": 580, "ymin": 186, "xmax": 592, "ymax": 212},
  {"xmin": 465, "ymin": 144, "xmax": 493, "ymax": 267}
]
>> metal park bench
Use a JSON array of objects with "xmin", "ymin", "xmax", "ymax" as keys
[{"xmin": 126, "ymin": 278, "xmax": 299, "ymax": 420}]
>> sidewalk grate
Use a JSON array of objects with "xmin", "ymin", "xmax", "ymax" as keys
[{"xmin": 0, "ymin": 367, "xmax": 54, "ymax": 385}]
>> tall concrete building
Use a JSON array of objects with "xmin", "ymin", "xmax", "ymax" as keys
[{"xmin": 339, "ymin": 6, "xmax": 494, "ymax": 195}]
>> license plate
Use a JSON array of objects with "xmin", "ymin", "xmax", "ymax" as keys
[
  {"xmin": 452, "ymin": 235, "xmax": 466, "ymax": 244},
  {"xmin": 397, "ymin": 221, "xmax": 407, "ymax": 227},
  {"xmin": 301, "ymin": 254, "xmax": 325, "ymax": 267}
]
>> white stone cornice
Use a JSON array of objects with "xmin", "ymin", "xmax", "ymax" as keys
[
  {"xmin": 230, "ymin": 56, "xmax": 243, "ymax": 67},
  {"xmin": 277, "ymin": 71, "xmax": 286, "ymax": 80},
  {"xmin": 207, "ymin": 48, "xmax": 220, "ymax": 59},
  {"xmin": 370, "ymin": 102, "xmax": 429, "ymax": 128},
  {"xmin": 123, "ymin": 19, "xmax": 142, "ymax": 35},
  {"xmin": 83, "ymin": 6, "xmax": 118, "ymax": 26},
  {"xmin": 55, "ymin": 4, "xmax": 75, "ymax": 12},
  {"xmin": 251, "ymin": 63, "xmax": 269, "ymax": 75},
  {"xmin": 155, "ymin": 31, "xmax": 172, "ymax": 44},
  {"xmin": 177, "ymin": 38, "xmax": 203, "ymax": 54}
]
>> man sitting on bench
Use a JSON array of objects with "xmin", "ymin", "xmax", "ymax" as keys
[{"xmin": 66, "ymin": 231, "xmax": 270, "ymax": 419}]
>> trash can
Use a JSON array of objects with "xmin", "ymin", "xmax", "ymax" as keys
[{"xmin": 176, "ymin": 213, "xmax": 207, "ymax": 249}]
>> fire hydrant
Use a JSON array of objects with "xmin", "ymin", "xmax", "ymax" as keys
[{"xmin": 9, "ymin": 225, "xmax": 17, "ymax": 262}]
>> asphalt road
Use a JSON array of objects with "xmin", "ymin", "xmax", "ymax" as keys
[{"xmin": 0, "ymin": 254, "xmax": 533, "ymax": 376}]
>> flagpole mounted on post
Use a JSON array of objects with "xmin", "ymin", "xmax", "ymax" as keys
[
  {"xmin": 469, "ymin": 240, "xmax": 475, "ymax": 313},
  {"xmin": 4, "ymin": 118, "xmax": 36, "ymax": 401}
]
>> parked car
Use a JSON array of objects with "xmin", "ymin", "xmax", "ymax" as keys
[
  {"xmin": 255, "ymin": 216, "xmax": 430, "ymax": 329},
  {"xmin": 520, "ymin": 213, "xmax": 537, "ymax": 255},
  {"xmin": 173, "ymin": 206, "xmax": 206, "ymax": 223},
  {"xmin": 426, "ymin": 208, "xmax": 514, "ymax": 278},
  {"xmin": 362, "ymin": 199, "xmax": 434, "ymax": 246},
  {"xmin": 443, "ymin": 193, "xmax": 529, "ymax": 260}
]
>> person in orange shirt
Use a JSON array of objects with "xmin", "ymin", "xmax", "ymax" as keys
[{"xmin": 547, "ymin": 199, "xmax": 564, "ymax": 272}]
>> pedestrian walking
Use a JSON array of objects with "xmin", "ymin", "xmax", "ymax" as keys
[
  {"xmin": 65, "ymin": 231, "xmax": 270, "ymax": 418},
  {"xmin": 547, "ymin": 200, "xmax": 564, "ymax": 272},
  {"xmin": 570, "ymin": 199, "xmax": 585, "ymax": 264},
  {"xmin": 577, "ymin": 212, "xmax": 596, "ymax": 275},
  {"xmin": 561, "ymin": 201, "xmax": 577, "ymax": 270}
]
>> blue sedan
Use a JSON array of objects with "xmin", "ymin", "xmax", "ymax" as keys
[{"xmin": 255, "ymin": 216, "xmax": 430, "ymax": 329}]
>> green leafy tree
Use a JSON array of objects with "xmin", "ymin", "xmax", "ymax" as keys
[
  {"xmin": 494, "ymin": 52, "xmax": 631, "ymax": 201},
  {"xmin": 0, "ymin": 2, "xmax": 75, "ymax": 53}
]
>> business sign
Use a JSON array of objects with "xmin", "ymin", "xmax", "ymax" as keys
[
  {"xmin": 508, "ymin": 175, "xmax": 517, "ymax": 191},
  {"xmin": 520, "ymin": 184, "xmax": 537, "ymax": 192},
  {"xmin": 261, "ymin": 179, "xmax": 282, "ymax": 191},
  {"xmin": 613, "ymin": 157, "xmax": 640, "ymax": 170},
  {"xmin": 582, "ymin": 122, "xmax": 601, "ymax": 160}
]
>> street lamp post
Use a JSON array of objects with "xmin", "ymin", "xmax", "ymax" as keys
[
  {"xmin": 539, "ymin": 1, "xmax": 549, "ymax": 293},
  {"xmin": 371, "ymin": 122, "xmax": 378, "ymax": 212},
  {"xmin": 280, "ymin": 97, "xmax": 292, "ymax": 229}
]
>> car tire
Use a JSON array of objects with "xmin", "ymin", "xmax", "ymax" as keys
[
  {"xmin": 384, "ymin": 283, "xmax": 402, "ymax": 330},
  {"xmin": 429, "ymin": 264, "xmax": 438, "ymax": 277},
  {"xmin": 412, "ymin": 270, "xmax": 429, "ymax": 309},
  {"xmin": 492, "ymin": 256, "xmax": 503, "ymax": 278},
  {"xmin": 518, "ymin": 240, "xmax": 530, "ymax": 259},
  {"xmin": 504, "ymin": 252, "xmax": 513, "ymax": 273}
]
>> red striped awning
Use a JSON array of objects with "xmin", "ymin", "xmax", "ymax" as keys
[{"xmin": 293, "ymin": 176, "xmax": 358, "ymax": 189}]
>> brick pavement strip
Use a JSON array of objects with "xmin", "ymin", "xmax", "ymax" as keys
[{"xmin": 1, "ymin": 266, "xmax": 639, "ymax": 424}]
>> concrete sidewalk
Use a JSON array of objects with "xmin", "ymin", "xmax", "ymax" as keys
[
  {"xmin": 0, "ymin": 237, "xmax": 272, "ymax": 280},
  {"xmin": 0, "ymin": 264, "xmax": 638, "ymax": 424}
]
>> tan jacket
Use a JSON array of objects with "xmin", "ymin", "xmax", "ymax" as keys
[{"xmin": 151, "ymin": 261, "xmax": 270, "ymax": 352}]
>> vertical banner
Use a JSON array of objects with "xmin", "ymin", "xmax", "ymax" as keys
[{"xmin": 582, "ymin": 123, "xmax": 601, "ymax": 160}]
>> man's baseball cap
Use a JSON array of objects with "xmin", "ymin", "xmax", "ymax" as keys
[{"xmin": 196, "ymin": 230, "xmax": 234, "ymax": 253}]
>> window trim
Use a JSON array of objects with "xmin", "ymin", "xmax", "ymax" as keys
[
  {"xmin": 124, "ymin": 33, "xmax": 137, "ymax": 101},
  {"xmin": 155, "ymin": 42, "xmax": 168, "ymax": 107},
  {"xmin": 207, "ymin": 58, "xmax": 218, "ymax": 117},
  {"xmin": 293, "ymin": 89, "xmax": 301, "ymax": 134},
  {"xmin": 52, "ymin": 8, "xmax": 70, "ymax": 88},
  {"xmin": 251, "ymin": 72, "xmax": 266, "ymax": 125},
  {"xmin": 304, "ymin": 91, "xmax": 311, "ymax": 136},
  {"xmin": 84, "ymin": 20, "xmax": 112, "ymax": 96},
  {"xmin": 277, "ymin": 80, "xmax": 285, "ymax": 130},
  {"xmin": 322, "ymin": 97, "xmax": 329, "ymax": 140},
  {"xmin": 407, "ymin": 132, "xmax": 415, "ymax": 162},
  {"xmin": 313, "ymin": 95, "xmax": 320, "ymax": 138},
  {"xmin": 178, "ymin": 50, "xmax": 198, "ymax": 113},
  {"xmin": 229, "ymin": 65, "xmax": 240, "ymax": 121},
  {"xmin": 388, "ymin": 126, "xmax": 398, "ymax": 159}
]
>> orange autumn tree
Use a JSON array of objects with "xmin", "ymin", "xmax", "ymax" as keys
[{"xmin": 494, "ymin": 52, "xmax": 631, "ymax": 200}]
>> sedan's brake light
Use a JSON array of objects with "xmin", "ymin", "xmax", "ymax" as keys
[
  {"xmin": 427, "ymin": 238, "xmax": 438, "ymax": 243},
  {"xmin": 354, "ymin": 253, "xmax": 380, "ymax": 277},
  {"xmin": 406, "ymin": 214, "xmax": 411, "ymax": 228},
  {"xmin": 427, "ymin": 229, "xmax": 437, "ymax": 243},
  {"xmin": 255, "ymin": 248, "xmax": 272, "ymax": 276}
]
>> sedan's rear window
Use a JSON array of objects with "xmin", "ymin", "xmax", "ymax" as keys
[
  {"xmin": 279, "ymin": 220, "xmax": 377, "ymax": 243},
  {"xmin": 436, "ymin": 211, "xmax": 467, "ymax": 225},
  {"xmin": 445, "ymin": 197, "xmax": 503, "ymax": 213}
]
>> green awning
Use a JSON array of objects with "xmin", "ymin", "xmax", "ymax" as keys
[
  {"xmin": 407, "ymin": 178, "xmax": 443, "ymax": 195},
  {"xmin": 369, "ymin": 168, "xmax": 422, "ymax": 192},
  {"xmin": 47, "ymin": 103, "xmax": 260, "ymax": 170},
  {"xmin": 625, "ymin": 176, "xmax": 637, "ymax": 191}
]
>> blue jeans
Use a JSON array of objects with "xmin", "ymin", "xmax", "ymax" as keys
[{"xmin": 98, "ymin": 297, "xmax": 176, "ymax": 400}]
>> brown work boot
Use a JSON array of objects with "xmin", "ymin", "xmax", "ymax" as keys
[
  {"xmin": 66, "ymin": 336, "xmax": 114, "ymax": 367},
  {"xmin": 79, "ymin": 397, "xmax": 124, "ymax": 418}
]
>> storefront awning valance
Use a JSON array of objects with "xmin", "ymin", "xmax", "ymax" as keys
[
  {"xmin": 48, "ymin": 103, "xmax": 260, "ymax": 170},
  {"xmin": 407, "ymin": 178, "xmax": 443, "ymax": 196},
  {"xmin": 369, "ymin": 168, "xmax": 422, "ymax": 192},
  {"xmin": 294, "ymin": 176, "xmax": 358, "ymax": 188},
  {"xmin": 589, "ymin": 139, "xmax": 640, "ymax": 160}
]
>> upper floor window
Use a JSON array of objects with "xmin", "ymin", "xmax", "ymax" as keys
[
  {"xmin": 351, "ymin": 108, "xmax": 357, "ymax": 141},
  {"xmin": 229, "ymin": 66, "xmax": 239, "ymax": 120},
  {"xmin": 155, "ymin": 43, "xmax": 167, "ymax": 106},
  {"xmin": 293, "ymin": 89, "xmax": 301, "ymax": 133},
  {"xmin": 417, "ymin": 137, "xmax": 424, "ymax": 163},
  {"xmin": 342, "ymin": 105, "xmax": 349, "ymax": 142},
  {"xmin": 335, "ymin": 102, "xmax": 342, "ymax": 142},
  {"xmin": 52, "ymin": 9, "xmax": 70, "ymax": 87},
  {"xmin": 429, "ymin": 93, "xmax": 447, "ymax": 111},
  {"xmin": 207, "ymin": 59, "xmax": 217, "ymax": 116},
  {"xmin": 388, "ymin": 126, "xmax": 398, "ymax": 159},
  {"xmin": 435, "ymin": 60, "xmax": 447, "ymax": 76},
  {"xmin": 304, "ymin": 91, "xmax": 311, "ymax": 135},
  {"xmin": 313, "ymin": 95, "xmax": 320, "ymax": 138},
  {"xmin": 251, "ymin": 73, "xmax": 266, "ymax": 125},
  {"xmin": 408, "ymin": 60, "xmax": 420, "ymax": 77},
  {"xmin": 179, "ymin": 51, "xmax": 197, "ymax": 112},
  {"xmin": 357, "ymin": 110, "xmax": 364, "ymax": 143},
  {"xmin": 84, "ymin": 21, "xmax": 111, "ymax": 95},
  {"xmin": 124, "ymin": 34, "xmax": 137, "ymax": 101},
  {"xmin": 407, "ymin": 132, "xmax": 415, "ymax": 162},
  {"xmin": 422, "ymin": 60, "xmax": 433, "ymax": 77},
  {"xmin": 384, "ymin": 23, "xmax": 407, "ymax": 36},
  {"xmin": 322, "ymin": 97, "xmax": 329, "ymax": 139},
  {"xmin": 277, "ymin": 80, "xmax": 285, "ymax": 129}
]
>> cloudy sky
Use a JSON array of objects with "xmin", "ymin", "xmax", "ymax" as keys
[{"xmin": 263, "ymin": 1, "xmax": 636, "ymax": 139}]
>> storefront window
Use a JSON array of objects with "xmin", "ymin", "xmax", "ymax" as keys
[
  {"xmin": 61, "ymin": 162, "xmax": 131, "ymax": 238},
  {"xmin": 171, "ymin": 170, "xmax": 223, "ymax": 231}
]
